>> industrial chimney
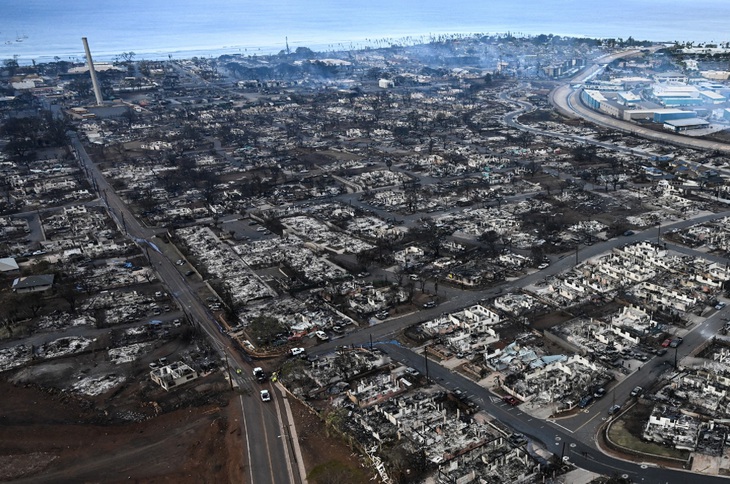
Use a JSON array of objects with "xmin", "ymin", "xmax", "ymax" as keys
[{"xmin": 81, "ymin": 37, "xmax": 104, "ymax": 106}]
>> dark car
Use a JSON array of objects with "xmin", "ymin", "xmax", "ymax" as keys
[
  {"xmin": 669, "ymin": 337, "xmax": 683, "ymax": 348},
  {"xmin": 253, "ymin": 367, "xmax": 266, "ymax": 382},
  {"xmin": 578, "ymin": 395, "xmax": 593, "ymax": 408},
  {"xmin": 608, "ymin": 404, "xmax": 622, "ymax": 415},
  {"xmin": 503, "ymin": 395, "xmax": 519, "ymax": 406},
  {"xmin": 656, "ymin": 348, "xmax": 667, "ymax": 356}
]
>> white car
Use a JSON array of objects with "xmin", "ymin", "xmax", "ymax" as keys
[
  {"xmin": 315, "ymin": 330, "xmax": 329, "ymax": 341},
  {"xmin": 290, "ymin": 347, "xmax": 305, "ymax": 357},
  {"xmin": 260, "ymin": 389, "xmax": 271, "ymax": 402}
]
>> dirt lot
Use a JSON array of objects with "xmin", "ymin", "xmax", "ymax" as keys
[
  {"xmin": 0, "ymin": 376, "xmax": 370, "ymax": 483},
  {"xmin": 0, "ymin": 379, "xmax": 243, "ymax": 483},
  {"xmin": 289, "ymin": 397, "xmax": 370, "ymax": 484}
]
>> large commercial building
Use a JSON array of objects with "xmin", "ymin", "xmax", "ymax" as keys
[
  {"xmin": 652, "ymin": 85, "xmax": 703, "ymax": 107},
  {"xmin": 663, "ymin": 118, "xmax": 710, "ymax": 132},
  {"xmin": 652, "ymin": 109, "xmax": 697, "ymax": 123}
]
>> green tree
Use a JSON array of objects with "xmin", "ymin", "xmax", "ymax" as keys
[
  {"xmin": 480, "ymin": 229, "xmax": 501, "ymax": 257},
  {"xmin": 249, "ymin": 315, "xmax": 285, "ymax": 346}
]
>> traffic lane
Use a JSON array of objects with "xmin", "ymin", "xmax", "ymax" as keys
[
  {"xmin": 379, "ymin": 343, "xmax": 727, "ymax": 484},
  {"xmin": 241, "ymin": 380, "xmax": 292, "ymax": 484}
]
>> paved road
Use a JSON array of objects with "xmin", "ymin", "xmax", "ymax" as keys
[{"xmin": 69, "ymin": 133, "xmax": 300, "ymax": 484}]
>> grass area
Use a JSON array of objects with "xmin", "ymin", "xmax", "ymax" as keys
[{"xmin": 608, "ymin": 418, "xmax": 689, "ymax": 461}]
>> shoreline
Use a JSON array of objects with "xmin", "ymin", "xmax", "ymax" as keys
[{"xmin": 3, "ymin": 31, "xmax": 671, "ymax": 67}]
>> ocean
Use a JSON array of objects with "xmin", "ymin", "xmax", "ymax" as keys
[{"xmin": 2, "ymin": 0, "xmax": 730, "ymax": 65}]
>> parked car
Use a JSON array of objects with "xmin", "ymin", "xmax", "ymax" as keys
[
  {"xmin": 661, "ymin": 338, "xmax": 672, "ymax": 348},
  {"xmin": 423, "ymin": 301, "xmax": 437, "ymax": 309},
  {"xmin": 608, "ymin": 404, "xmax": 622, "ymax": 415},
  {"xmin": 290, "ymin": 347, "xmax": 305, "ymax": 357},
  {"xmin": 503, "ymin": 395, "xmax": 519, "ymax": 406},
  {"xmin": 630, "ymin": 386, "xmax": 643, "ymax": 397},
  {"xmin": 669, "ymin": 337, "xmax": 683, "ymax": 348},
  {"xmin": 315, "ymin": 330, "xmax": 329, "ymax": 341},
  {"xmin": 405, "ymin": 367, "xmax": 419, "ymax": 377},
  {"xmin": 537, "ymin": 262, "xmax": 549, "ymax": 270},
  {"xmin": 578, "ymin": 395, "xmax": 593, "ymax": 408},
  {"xmin": 656, "ymin": 348, "xmax": 667, "ymax": 356},
  {"xmin": 184, "ymin": 270, "xmax": 194, "ymax": 276},
  {"xmin": 593, "ymin": 387, "xmax": 606, "ymax": 399},
  {"xmin": 716, "ymin": 302, "xmax": 726, "ymax": 310},
  {"xmin": 260, "ymin": 389, "xmax": 271, "ymax": 402}
]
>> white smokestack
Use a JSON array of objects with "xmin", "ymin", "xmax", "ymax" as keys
[{"xmin": 81, "ymin": 37, "xmax": 104, "ymax": 106}]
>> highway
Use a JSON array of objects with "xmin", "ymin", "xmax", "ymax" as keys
[
  {"xmin": 69, "ymin": 133, "xmax": 300, "ymax": 484},
  {"xmin": 549, "ymin": 50, "xmax": 730, "ymax": 155}
]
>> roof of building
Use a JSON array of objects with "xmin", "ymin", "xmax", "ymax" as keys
[
  {"xmin": 0, "ymin": 257, "xmax": 19, "ymax": 272},
  {"xmin": 11, "ymin": 274, "xmax": 55, "ymax": 290},
  {"xmin": 665, "ymin": 118, "xmax": 710, "ymax": 127},
  {"xmin": 618, "ymin": 91, "xmax": 641, "ymax": 101},
  {"xmin": 583, "ymin": 89, "xmax": 606, "ymax": 102},
  {"xmin": 700, "ymin": 90, "xmax": 726, "ymax": 100},
  {"xmin": 653, "ymin": 108, "xmax": 696, "ymax": 114}
]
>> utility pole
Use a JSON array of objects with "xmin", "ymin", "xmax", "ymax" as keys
[
  {"xmin": 369, "ymin": 333, "xmax": 373, "ymax": 351},
  {"xmin": 674, "ymin": 346, "xmax": 679, "ymax": 370},
  {"xmin": 575, "ymin": 242, "xmax": 579, "ymax": 266}
]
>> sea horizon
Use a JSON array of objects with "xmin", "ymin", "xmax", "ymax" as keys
[{"xmin": 2, "ymin": 0, "xmax": 730, "ymax": 65}]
